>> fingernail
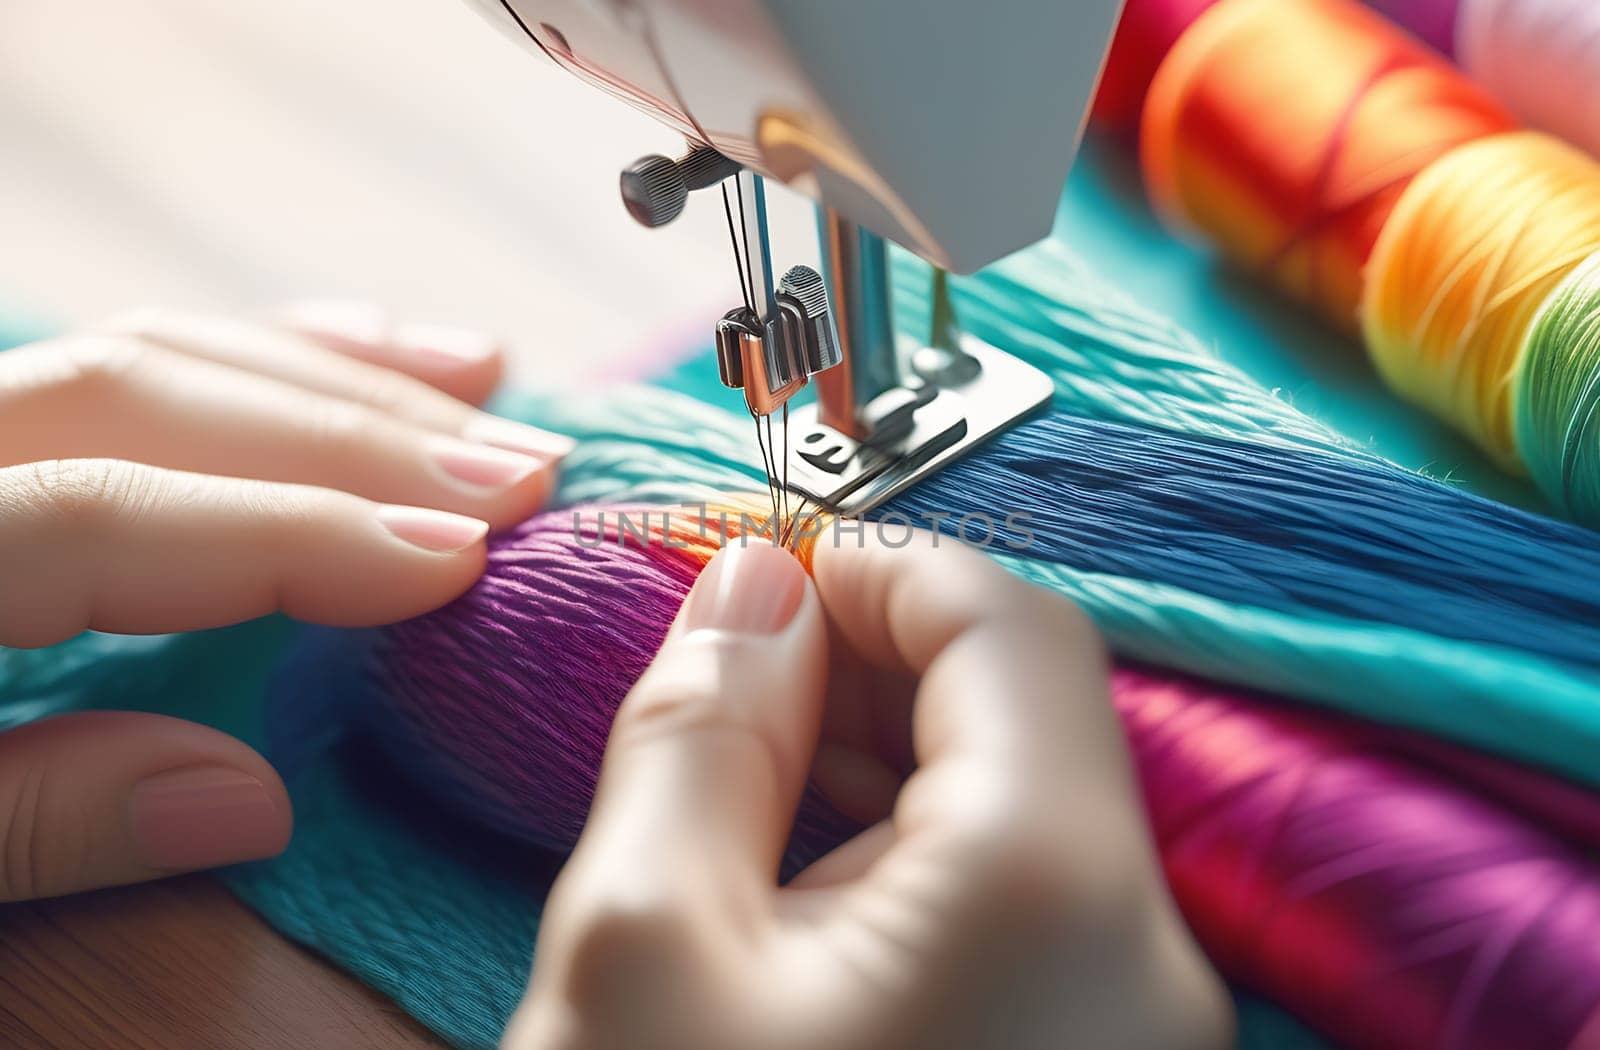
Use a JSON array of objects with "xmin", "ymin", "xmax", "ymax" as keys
[
  {"xmin": 463, "ymin": 416, "xmax": 577, "ymax": 461},
  {"xmin": 686, "ymin": 542, "xmax": 805, "ymax": 634},
  {"xmin": 377, "ymin": 505, "xmax": 489, "ymax": 552},
  {"xmin": 284, "ymin": 300, "xmax": 388, "ymax": 344},
  {"xmin": 395, "ymin": 322, "xmax": 501, "ymax": 367},
  {"xmin": 430, "ymin": 437, "xmax": 545, "ymax": 490},
  {"xmin": 129, "ymin": 766, "xmax": 286, "ymax": 871}
]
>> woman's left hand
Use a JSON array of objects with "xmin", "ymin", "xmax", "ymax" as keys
[{"xmin": 0, "ymin": 303, "xmax": 572, "ymax": 900}]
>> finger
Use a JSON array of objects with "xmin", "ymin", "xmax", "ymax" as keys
[
  {"xmin": 814, "ymin": 535, "xmax": 1230, "ymax": 1049},
  {"xmin": 785, "ymin": 820, "xmax": 895, "ymax": 893},
  {"xmin": 0, "ymin": 711, "xmax": 290, "ymax": 901},
  {"xmin": 810, "ymin": 738, "xmax": 903, "ymax": 825},
  {"xmin": 569, "ymin": 542, "xmax": 827, "ymax": 905},
  {"xmin": 810, "ymin": 532, "xmax": 1139, "ymax": 886},
  {"xmin": 0, "ymin": 459, "xmax": 488, "ymax": 648},
  {"xmin": 0, "ymin": 336, "xmax": 554, "ymax": 528},
  {"xmin": 280, "ymin": 300, "xmax": 505, "ymax": 407},
  {"xmin": 807, "ymin": 619, "xmax": 917, "ymax": 823},
  {"xmin": 810, "ymin": 533, "xmax": 1215, "ymax": 1050},
  {"xmin": 105, "ymin": 307, "xmax": 573, "ymax": 459}
]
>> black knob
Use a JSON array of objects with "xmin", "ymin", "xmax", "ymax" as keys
[{"xmin": 620, "ymin": 153, "xmax": 687, "ymax": 228}]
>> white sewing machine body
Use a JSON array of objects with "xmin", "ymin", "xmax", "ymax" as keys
[
  {"xmin": 465, "ymin": 0, "xmax": 1120, "ymax": 273},
  {"xmin": 463, "ymin": 0, "xmax": 1124, "ymax": 513}
]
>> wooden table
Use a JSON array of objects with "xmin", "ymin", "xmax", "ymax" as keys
[{"xmin": 0, "ymin": 876, "xmax": 446, "ymax": 1049}]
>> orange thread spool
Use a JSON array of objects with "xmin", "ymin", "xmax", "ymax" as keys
[
  {"xmin": 1361, "ymin": 132, "xmax": 1600, "ymax": 468},
  {"xmin": 1140, "ymin": 0, "xmax": 1514, "ymax": 331}
]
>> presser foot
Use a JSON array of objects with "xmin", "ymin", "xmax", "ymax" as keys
[{"xmin": 782, "ymin": 337, "xmax": 1053, "ymax": 517}]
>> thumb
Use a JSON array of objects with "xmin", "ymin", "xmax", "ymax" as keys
[
  {"xmin": 577, "ymin": 541, "xmax": 826, "ymax": 896},
  {"xmin": 0, "ymin": 711, "xmax": 291, "ymax": 901}
]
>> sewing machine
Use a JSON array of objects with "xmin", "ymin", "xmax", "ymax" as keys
[{"xmin": 465, "ymin": 0, "xmax": 1124, "ymax": 513}]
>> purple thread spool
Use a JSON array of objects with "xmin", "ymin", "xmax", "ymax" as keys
[{"xmin": 362, "ymin": 508, "xmax": 857, "ymax": 872}]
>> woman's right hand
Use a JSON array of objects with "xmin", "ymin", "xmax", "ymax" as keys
[{"xmin": 509, "ymin": 531, "xmax": 1231, "ymax": 1050}]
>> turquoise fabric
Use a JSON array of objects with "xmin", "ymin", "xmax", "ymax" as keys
[
  {"xmin": 0, "ymin": 309, "xmax": 52, "ymax": 354},
  {"xmin": 8, "ymin": 141, "xmax": 1573, "ymax": 1048}
]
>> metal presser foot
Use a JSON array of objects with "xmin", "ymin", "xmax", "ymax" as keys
[
  {"xmin": 783, "ymin": 333, "xmax": 1053, "ymax": 517},
  {"xmin": 781, "ymin": 224, "xmax": 1053, "ymax": 517}
]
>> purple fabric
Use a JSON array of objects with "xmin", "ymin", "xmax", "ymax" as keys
[{"xmin": 1119, "ymin": 670, "xmax": 1600, "ymax": 1049}]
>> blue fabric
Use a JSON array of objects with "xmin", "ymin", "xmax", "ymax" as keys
[{"xmin": 888, "ymin": 414, "xmax": 1600, "ymax": 669}]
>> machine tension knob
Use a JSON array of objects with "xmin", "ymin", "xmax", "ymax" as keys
[{"xmin": 619, "ymin": 146, "xmax": 740, "ymax": 228}]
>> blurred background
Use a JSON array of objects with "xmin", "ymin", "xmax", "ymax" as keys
[{"xmin": 0, "ymin": 0, "xmax": 819, "ymax": 386}]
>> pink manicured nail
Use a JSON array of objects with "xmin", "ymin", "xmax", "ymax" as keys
[
  {"xmin": 129, "ymin": 766, "xmax": 287, "ymax": 872},
  {"xmin": 394, "ymin": 322, "xmax": 501, "ymax": 366},
  {"xmin": 463, "ymin": 416, "xmax": 577, "ymax": 461},
  {"xmin": 686, "ymin": 543, "xmax": 806, "ymax": 634},
  {"xmin": 377, "ymin": 505, "xmax": 489, "ymax": 552},
  {"xmin": 430, "ymin": 437, "xmax": 545, "ymax": 490}
]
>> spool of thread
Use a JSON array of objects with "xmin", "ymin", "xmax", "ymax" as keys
[
  {"xmin": 1361, "ymin": 131, "xmax": 1600, "ymax": 469},
  {"xmin": 1515, "ymin": 252, "xmax": 1600, "ymax": 523},
  {"xmin": 1091, "ymin": 0, "xmax": 1220, "ymax": 134},
  {"xmin": 363, "ymin": 498, "xmax": 855, "ymax": 875},
  {"xmin": 1116, "ymin": 669, "xmax": 1600, "ymax": 1049},
  {"xmin": 1367, "ymin": 0, "xmax": 1600, "ymax": 161},
  {"xmin": 1457, "ymin": 0, "xmax": 1600, "ymax": 161},
  {"xmin": 1141, "ymin": 0, "xmax": 1513, "ymax": 329}
]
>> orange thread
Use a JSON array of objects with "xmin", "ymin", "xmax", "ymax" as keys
[
  {"xmin": 1141, "ymin": 0, "xmax": 1514, "ymax": 330},
  {"xmin": 1361, "ymin": 132, "xmax": 1600, "ymax": 467}
]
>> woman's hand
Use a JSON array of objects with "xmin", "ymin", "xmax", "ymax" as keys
[
  {"xmin": 0, "ymin": 304, "xmax": 572, "ymax": 900},
  {"xmin": 508, "ymin": 532, "xmax": 1231, "ymax": 1050}
]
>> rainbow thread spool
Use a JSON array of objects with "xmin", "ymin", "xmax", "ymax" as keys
[
  {"xmin": 1515, "ymin": 252, "xmax": 1600, "ymax": 523},
  {"xmin": 1141, "ymin": 0, "xmax": 1513, "ymax": 330},
  {"xmin": 1361, "ymin": 132, "xmax": 1600, "ymax": 470}
]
